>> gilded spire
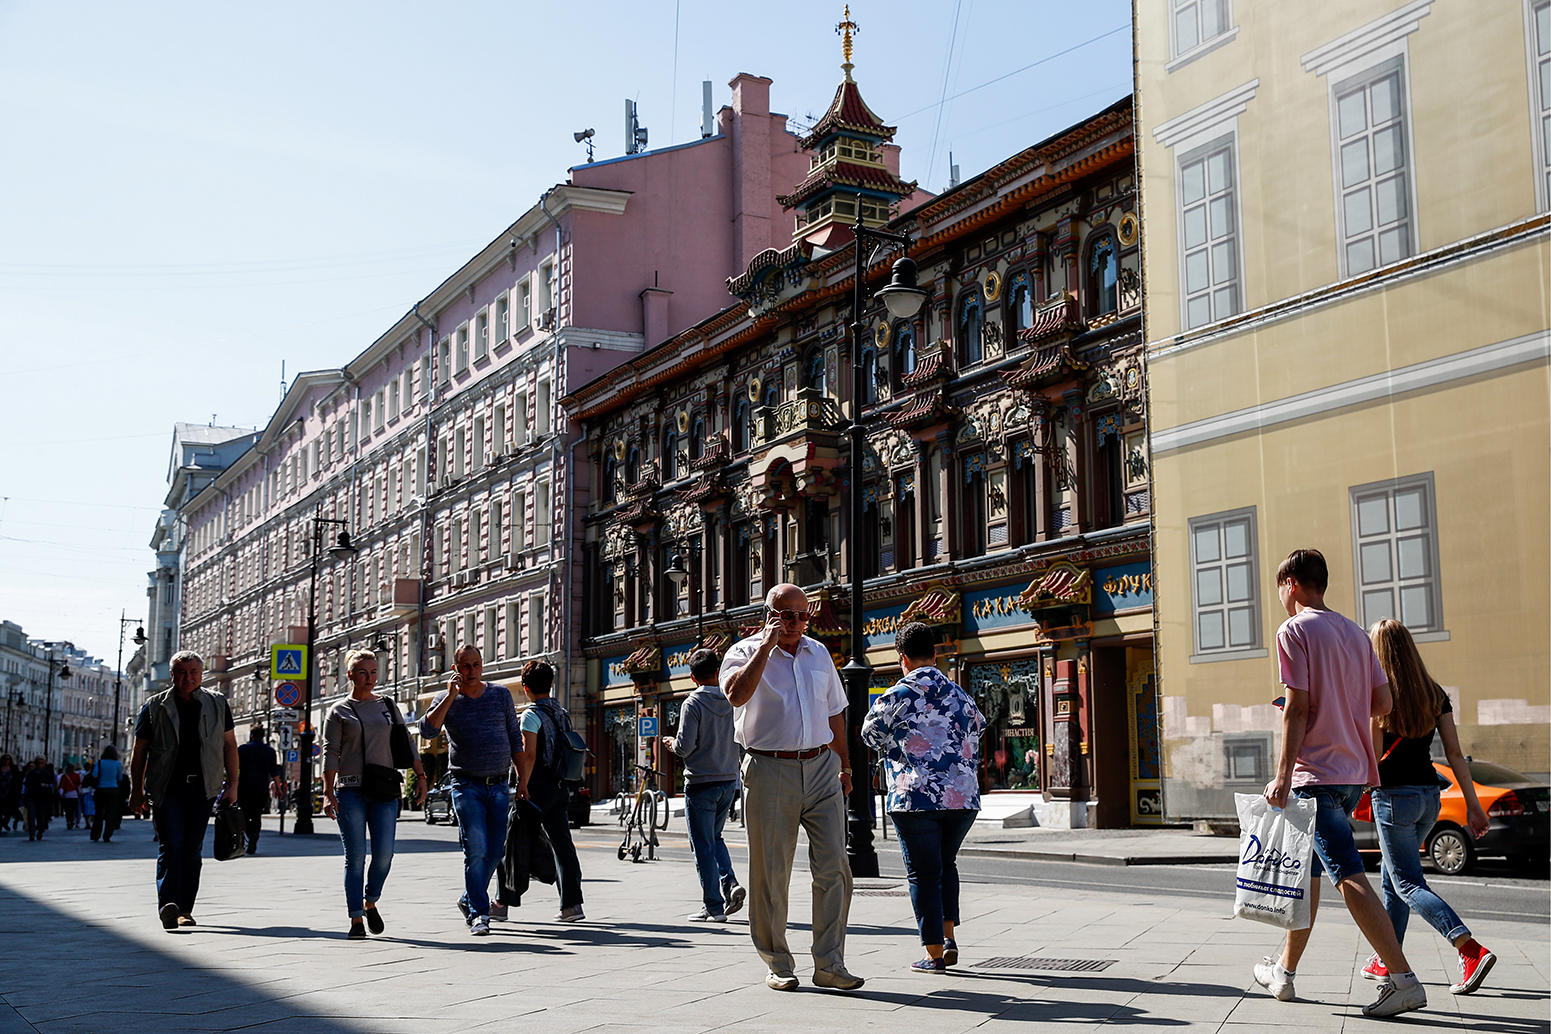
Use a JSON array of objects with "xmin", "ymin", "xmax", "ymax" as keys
[{"xmin": 836, "ymin": 5, "xmax": 859, "ymax": 81}]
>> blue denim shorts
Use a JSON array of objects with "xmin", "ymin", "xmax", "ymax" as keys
[{"xmin": 1293, "ymin": 784, "xmax": 1367, "ymax": 885}]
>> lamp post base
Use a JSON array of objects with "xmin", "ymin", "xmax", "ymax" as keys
[{"xmin": 841, "ymin": 658, "xmax": 879, "ymax": 879}]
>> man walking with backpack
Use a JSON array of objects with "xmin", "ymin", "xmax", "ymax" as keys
[{"xmin": 516, "ymin": 660, "xmax": 585, "ymax": 922}]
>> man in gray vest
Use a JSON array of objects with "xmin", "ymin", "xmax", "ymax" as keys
[{"xmin": 129, "ymin": 651, "xmax": 239, "ymax": 931}]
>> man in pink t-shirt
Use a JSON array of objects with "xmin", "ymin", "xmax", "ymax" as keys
[{"xmin": 1253, "ymin": 549, "xmax": 1427, "ymax": 1018}]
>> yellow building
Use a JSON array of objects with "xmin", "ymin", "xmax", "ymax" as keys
[{"xmin": 1135, "ymin": 0, "xmax": 1551, "ymax": 820}]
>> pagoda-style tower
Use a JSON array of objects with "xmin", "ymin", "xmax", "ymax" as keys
[{"xmin": 776, "ymin": 7, "xmax": 917, "ymax": 248}]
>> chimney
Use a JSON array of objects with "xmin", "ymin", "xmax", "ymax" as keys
[
  {"xmin": 729, "ymin": 73, "xmax": 773, "ymax": 271},
  {"xmin": 640, "ymin": 286, "xmax": 673, "ymax": 347}
]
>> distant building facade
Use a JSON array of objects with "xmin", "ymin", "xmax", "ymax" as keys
[
  {"xmin": 170, "ymin": 75, "xmax": 814, "ymax": 779},
  {"xmin": 0, "ymin": 622, "xmax": 120, "ymax": 765},
  {"xmin": 1135, "ymin": 0, "xmax": 1551, "ymax": 816},
  {"xmin": 571, "ymin": 71, "xmax": 1154, "ymax": 825}
]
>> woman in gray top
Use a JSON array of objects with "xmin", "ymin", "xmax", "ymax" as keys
[{"xmin": 323, "ymin": 649, "xmax": 426, "ymax": 940}]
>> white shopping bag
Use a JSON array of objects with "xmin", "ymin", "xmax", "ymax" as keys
[{"xmin": 1232, "ymin": 792, "xmax": 1316, "ymax": 930}]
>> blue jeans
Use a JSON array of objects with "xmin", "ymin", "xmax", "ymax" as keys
[
  {"xmin": 451, "ymin": 779, "xmax": 509, "ymax": 919},
  {"xmin": 1373, "ymin": 785, "xmax": 1470, "ymax": 945},
  {"xmin": 890, "ymin": 809, "xmax": 978, "ymax": 947},
  {"xmin": 684, "ymin": 781, "xmax": 739, "ymax": 913},
  {"xmin": 336, "ymin": 789, "xmax": 399, "ymax": 919},
  {"xmin": 1293, "ymin": 784, "xmax": 1367, "ymax": 885},
  {"xmin": 154, "ymin": 780, "xmax": 214, "ymax": 912}
]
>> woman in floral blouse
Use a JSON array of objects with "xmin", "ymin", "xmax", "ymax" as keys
[{"xmin": 862, "ymin": 621, "xmax": 986, "ymax": 974}]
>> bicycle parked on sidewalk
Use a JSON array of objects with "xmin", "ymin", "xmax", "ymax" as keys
[{"xmin": 614, "ymin": 763, "xmax": 669, "ymax": 862}]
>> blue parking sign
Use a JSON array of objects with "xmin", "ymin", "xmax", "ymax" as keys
[
  {"xmin": 638, "ymin": 715, "xmax": 658, "ymax": 738},
  {"xmin": 286, "ymin": 750, "xmax": 299, "ymax": 763}
]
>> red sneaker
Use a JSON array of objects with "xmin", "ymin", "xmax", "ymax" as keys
[
  {"xmin": 1451, "ymin": 940, "xmax": 1496, "ymax": 995},
  {"xmin": 1361, "ymin": 954, "xmax": 1389, "ymax": 981}
]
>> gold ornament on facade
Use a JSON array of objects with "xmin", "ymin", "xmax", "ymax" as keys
[
  {"xmin": 875, "ymin": 321, "xmax": 889, "ymax": 346},
  {"xmin": 1118, "ymin": 212, "xmax": 1139, "ymax": 247},
  {"xmin": 613, "ymin": 439, "xmax": 626, "ymax": 460},
  {"xmin": 747, "ymin": 377, "xmax": 761, "ymax": 403},
  {"xmin": 983, "ymin": 269, "xmax": 1002, "ymax": 302},
  {"xmin": 676, "ymin": 410, "xmax": 690, "ymax": 433}
]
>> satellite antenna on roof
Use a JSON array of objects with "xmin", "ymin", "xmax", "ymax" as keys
[{"xmin": 625, "ymin": 99, "xmax": 648, "ymax": 155}]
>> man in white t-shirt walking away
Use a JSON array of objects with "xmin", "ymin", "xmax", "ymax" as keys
[
  {"xmin": 1256, "ymin": 549, "xmax": 1426, "ymax": 1018},
  {"xmin": 721, "ymin": 584, "xmax": 862, "ymax": 993}
]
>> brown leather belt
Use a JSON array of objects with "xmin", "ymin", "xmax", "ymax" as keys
[{"xmin": 749, "ymin": 747, "xmax": 826, "ymax": 760}]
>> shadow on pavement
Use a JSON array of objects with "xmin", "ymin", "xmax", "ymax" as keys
[{"xmin": 0, "ymin": 884, "xmax": 368, "ymax": 1033}]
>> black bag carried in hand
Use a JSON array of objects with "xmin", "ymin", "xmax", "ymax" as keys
[{"xmin": 213, "ymin": 801, "xmax": 246, "ymax": 861}]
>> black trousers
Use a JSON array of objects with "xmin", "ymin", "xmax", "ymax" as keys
[{"xmin": 239, "ymin": 791, "xmax": 267, "ymax": 848}]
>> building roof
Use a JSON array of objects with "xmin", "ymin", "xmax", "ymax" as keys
[{"xmin": 799, "ymin": 77, "xmax": 897, "ymax": 150}]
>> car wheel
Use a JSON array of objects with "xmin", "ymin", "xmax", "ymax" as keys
[
  {"xmin": 1428, "ymin": 826, "xmax": 1475, "ymax": 876},
  {"xmin": 424, "ymin": 811, "xmax": 436, "ymax": 824}
]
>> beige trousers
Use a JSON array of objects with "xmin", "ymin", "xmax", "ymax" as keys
[{"xmin": 741, "ymin": 749, "xmax": 853, "ymax": 974}]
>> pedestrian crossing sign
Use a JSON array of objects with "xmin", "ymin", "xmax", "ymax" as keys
[{"xmin": 270, "ymin": 644, "xmax": 307, "ymax": 680}]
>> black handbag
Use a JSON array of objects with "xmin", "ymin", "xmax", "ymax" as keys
[
  {"xmin": 385, "ymin": 701, "xmax": 416, "ymax": 770},
  {"xmin": 359, "ymin": 764, "xmax": 403, "ymax": 803},
  {"xmin": 213, "ymin": 801, "xmax": 246, "ymax": 860}
]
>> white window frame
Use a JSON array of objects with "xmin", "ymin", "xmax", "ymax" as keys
[
  {"xmin": 1188, "ymin": 505, "xmax": 1266, "ymax": 663},
  {"xmin": 505, "ymin": 601, "xmax": 520, "ymax": 659},
  {"xmin": 1528, "ymin": 0, "xmax": 1551, "ymax": 213},
  {"xmin": 438, "ymin": 339, "xmax": 451, "ymax": 384},
  {"xmin": 527, "ymin": 591, "xmax": 545, "ymax": 656},
  {"xmin": 420, "ymin": 354, "xmax": 432, "ymax": 399},
  {"xmin": 455, "ymin": 324, "xmax": 470, "ymax": 374},
  {"xmin": 517, "ymin": 278, "xmax": 533, "ymax": 332},
  {"xmin": 388, "ymin": 378, "xmax": 400, "ymax": 421},
  {"xmin": 1168, "ymin": 0, "xmax": 1237, "ymax": 72},
  {"xmin": 475, "ymin": 308, "xmax": 489, "ymax": 362},
  {"xmin": 538, "ymin": 260, "xmax": 556, "ymax": 316},
  {"xmin": 1327, "ymin": 56, "xmax": 1417, "ymax": 278},
  {"xmin": 1176, "ymin": 133, "xmax": 1244, "ymax": 331},
  {"xmin": 534, "ymin": 481, "xmax": 551, "ymax": 547},
  {"xmin": 536, "ymin": 379, "xmax": 552, "ymax": 438},
  {"xmin": 496, "ymin": 293, "xmax": 510, "ymax": 344},
  {"xmin": 1349, "ymin": 471, "xmax": 1447, "ymax": 640}
]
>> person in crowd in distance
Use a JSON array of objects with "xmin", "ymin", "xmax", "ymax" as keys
[
  {"xmin": 663, "ymin": 648, "xmax": 745, "ymax": 923},
  {"xmin": 1256, "ymin": 549, "xmax": 1425, "ymax": 1018},
  {"xmin": 80, "ymin": 761, "xmax": 96, "ymax": 830},
  {"xmin": 0, "ymin": 754, "xmax": 20, "ymax": 833},
  {"xmin": 237, "ymin": 723, "xmax": 284, "ymax": 856},
  {"xmin": 862, "ymin": 622, "xmax": 986, "ymax": 974},
  {"xmin": 23, "ymin": 757, "xmax": 57, "ymax": 841},
  {"xmin": 90, "ymin": 744, "xmax": 124, "ymax": 842},
  {"xmin": 514, "ymin": 660, "xmax": 585, "ymax": 922},
  {"xmin": 419, "ymin": 644, "xmax": 525, "ymax": 936},
  {"xmin": 1365, "ymin": 619, "xmax": 1496, "ymax": 995},
  {"xmin": 57, "ymin": 762, "xmax": 82, "ymax": 829},
  {"xmin": 323, "ymin": 649, "xmax": 427, "ymax": 940},
  {"xmin": 720, "ymin": 584, "xmax": 862, "ymax": 993},
  {"xmin": 128, "ymin": 651, "xmax": 239, "ymax": 931}
]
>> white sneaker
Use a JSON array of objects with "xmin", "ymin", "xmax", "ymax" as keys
[
  {"xmin": 469, "ymin": 916, "xmax": 491, "ymax": 936},
  {"xmin": 1363, "ymin": 979, "xmax": 1427, "ymax": 1018},
  {"xmin": 554, "ymin": 905, "xmax": 585, "ymax": 923},
  {"xmin": 687, "ymin": 907, "xmax": 727, "ymax": 923},
  {"xmin": 1253, "ymin": 956, "xmax": 1295, "ymax": 1001},
  {"xmin": 724, "ymin": 883, "xmax": 747, "ymax": 916}
]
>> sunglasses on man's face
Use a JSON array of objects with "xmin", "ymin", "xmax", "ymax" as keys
[{"xmin": 768, "ymin": 608, "xmax": 812, "ymax": 623}]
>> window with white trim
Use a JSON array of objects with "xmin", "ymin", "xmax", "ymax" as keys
[
  {"xmin": 1350, "ymin": 472, "xmax": 1443, "ymax": 633},
  {"xmin": 455, "ymin": 324, "xmax": 469, "ymax": 374},
  {"xmin": 496, "ymin": 292, "xmax": 510, "ymax": 342},
  {"xmin": 517, "ymin": 278, "xmax": 532, "ymax": 330},
  {"xmin": 527, "ymin": 592, "xmax": 545, "ymax": 656},
  {"xmin": 1172, "ymin": 0, "xmax": 1231, "ymax": 61},
  {"xmin": 534, "ymin": 482, "xmax": 551, "ymax": 547},
  {"xmin": 420, "ymin": 354, "xmax": 432, "ymax": 398},
  {"xmin": 1530, "ymin": 0, "xmax": 1551, "ymax": 211},
  {"xmin": 1178, "ymin": 134, "xmax": 1241, "ymax": 330},
  {"xmin": 1189, "ymin": 506, "xmax": 1260, "ymax": 656},
  {"xmin": 506, "ymin": 601, "xmax": 520, "ymax": 659},
  {"xmin": 1332, "ymin": 58, "xmax": 1413, "ymax": 275},
  {"xmin": 438, "ymin": 339, "xmax": 451, "ymax": 384},
  {"xmin": 475, "ymin": 309, "xmax": 489, "ymax": 362}
]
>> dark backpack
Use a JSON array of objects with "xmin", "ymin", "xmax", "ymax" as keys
[{"xmin": 532, "ymin": 699, "xmax": 588, "ymax": 785}]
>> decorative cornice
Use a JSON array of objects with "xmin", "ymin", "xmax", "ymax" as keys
[
  {"xmin": 1300, "ymin": 0, "xmax": 1432, "ymax": 78},
  {"xmin": 1150, "ymin": 79, "xmax": 1258, "ymax": 150}
]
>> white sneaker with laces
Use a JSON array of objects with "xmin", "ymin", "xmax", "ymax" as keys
[
  {"xmin": 1363, "ymin": 979, "xmax": 1427, "ymax": 1017},
  {"xmin": 688, "ymin": 907, "xmax": 728, "ymax": 923},
  {"xmin": 470, "ymin": 915, "xmax": 491, "ymax": 936},
  {"xmin": 1253, "ymin": 956, "xmax": 1295, "ymax": 1001}
]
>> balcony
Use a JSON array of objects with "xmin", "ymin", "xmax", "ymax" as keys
[{"xmin": 752, "ymin": 388, "xmax": 845, "ymax": 449}]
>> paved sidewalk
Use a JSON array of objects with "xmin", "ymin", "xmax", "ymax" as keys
[{"xmin": 0, "ymin": 815, "xmax": 1544, "ymax": 1034}]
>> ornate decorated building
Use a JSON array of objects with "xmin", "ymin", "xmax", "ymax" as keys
[{"xmin": 570, "ymin": 56, "xmax": 1154, "ymax": 825}]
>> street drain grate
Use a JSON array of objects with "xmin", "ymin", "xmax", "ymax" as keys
[
  {"xmin": 977, "ymin": 957, "xmax": 1116, "ymax": 972},
  {"xmin": 852, "ymin": 888, "xmax": 910, "ymax": 896}
]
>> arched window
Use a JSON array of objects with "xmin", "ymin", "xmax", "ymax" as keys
[
  {"xmin": 893, "ymin": 321, "xmax": 917, "ymax": 385},
  {"xmin": 1007, "ymin": 271, "xmax": 1033, "ymax": 334},
  {"xmin": 602, "ymin": 455, "xmax": 618, "ymax": 505},
  {"xmin": 859, "ymin": 345, "xmax": 878, "ymax": 406},
  {"xmin": 1089, "ymin": 235, "xmax": 1118, "ymax": 316},
  {"xmin": 762, "ymin": 380, "xmax": 780, "ymax": 410},
  {"xmin": 733, "ymin": 398, "xmax": 751, "ymax": 453},
  {"xmin": 626, "ymin": 444, "xmax": 640, "ymax": 485},
  {"xmin": 958, "ymin": 292, "xmax": 983, "ymax": 367},
  {"xmin": 690, "ymin": 416, "xmax": 705, "ymax": 460},
  {"xmin": 662, "ymin": 428, "xmax": 679, "ymax": 481},
  {"xmin": 803, "ymin": 346, "xmax": 826, "ymax": 396}
]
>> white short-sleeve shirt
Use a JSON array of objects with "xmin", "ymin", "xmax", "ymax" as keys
[{"xmin": 719, "ymin": 633, "xmax": 848, "ymax": 751}]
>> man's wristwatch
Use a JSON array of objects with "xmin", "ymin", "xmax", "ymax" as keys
[{"xmin": 841, "ymin": 767, "xmax": 853, "ymax": 775}]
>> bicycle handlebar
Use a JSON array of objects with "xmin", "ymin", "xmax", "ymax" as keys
[{"xmin": 630, "ymin": 763, "xmax": 667, "ymax": 780}]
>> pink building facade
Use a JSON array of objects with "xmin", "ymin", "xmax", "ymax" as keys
[{"xmin": 174, "ymin": 74, "xmax": 813, "ymax": 777}]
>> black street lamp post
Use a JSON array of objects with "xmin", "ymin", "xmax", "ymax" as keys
[
  {"xmin": 113, "ymin": 615, "xmax": 146, "ymax": 751},
  {"xmin": 371, "ymin": 630, "xmax": 403, "ymax": 705},
  {"xmin": 293, "ymin": 504, "xmax": 357, "ymax": 836},
  {"xmin": 39, "ymin": 642, "xmax": 73, "ymax": 766},
  {"xmin": 664, "ymin": 529, "xmax": 707, "ymax": 648},
  {"xmin": 842, "ymin": 200, "xmax": 927, "ymax": 879}
]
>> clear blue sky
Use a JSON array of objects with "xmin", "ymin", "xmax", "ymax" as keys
[{"xmin": 0, "ymin": 0, "xmax": 1133, "ymax": 665}]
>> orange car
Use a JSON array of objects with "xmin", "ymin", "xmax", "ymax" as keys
[{"xmin": 1349, "ymin": 759, "xmax": 1549, "ymax": 876}]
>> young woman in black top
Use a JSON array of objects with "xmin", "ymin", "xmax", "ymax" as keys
[{"xmin": 1366, "ymin": 619, "xmax": 1495, "ymax": 995}]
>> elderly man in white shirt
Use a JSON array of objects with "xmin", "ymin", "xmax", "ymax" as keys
[{"xmin": 720, "ymin": 583, "xmax": 863, "ymax": 993}]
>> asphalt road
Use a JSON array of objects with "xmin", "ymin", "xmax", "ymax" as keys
[{"xmin": 874, "ymin": 852, "xmax": 1551, "ymax": 928}]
